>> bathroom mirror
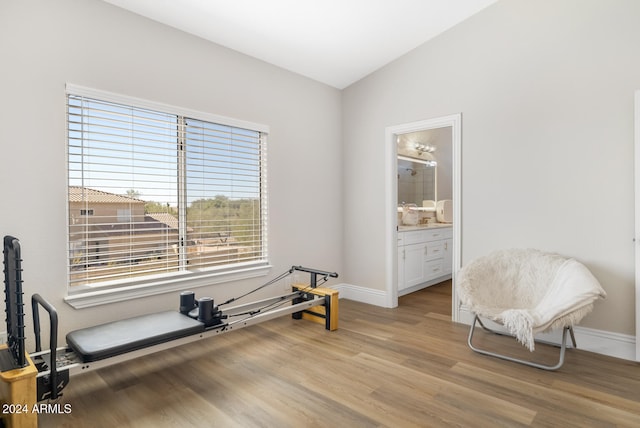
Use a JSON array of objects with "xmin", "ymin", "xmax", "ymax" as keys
[
  {"xmin": 397, "ymin": 157, "xmax": 436, "ymax": 206},
  {"xmin": 396, "ymin": 126, "xmax": 452, "ymax": 207}
]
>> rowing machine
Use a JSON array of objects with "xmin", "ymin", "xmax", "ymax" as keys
[{"xmin": 1, "ymin": 235, "xmax": 339, "ymax": 427}]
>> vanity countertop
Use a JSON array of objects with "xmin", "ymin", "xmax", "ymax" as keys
[{"xmin": 398, "ymin": 223, "xmax": 452, "ymax": 231}]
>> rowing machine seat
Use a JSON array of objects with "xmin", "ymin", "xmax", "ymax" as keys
[{"xmin": 66, "ymin": 311, "xmax": 205, "ymax": 363}]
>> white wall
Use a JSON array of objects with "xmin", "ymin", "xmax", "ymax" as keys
[
  {"xmin": 0, "ymin": 0, "xmax": 342, "ymax": 344},
  {"xmin": 2, "ymin": 0, "xmax": 638, "ymax": 350},
  {"xmin": 342, "ymin": 0, "xmax": 640, "ymax": 335}
]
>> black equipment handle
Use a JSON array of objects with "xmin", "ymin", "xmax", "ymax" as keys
[
  {"xmin": 290, "ymin": 266, "xmax": 338, "ymax": 288},
  {"xmin": 3, "ymin": 235, "xmax": 27, "ymax": 368},
  {"xmin": 32, "ymin": 293, "xmax": 59, "ymax": 400}
]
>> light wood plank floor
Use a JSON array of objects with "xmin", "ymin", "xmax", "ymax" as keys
[{"xmin": 40, "ymin": 281, "xmax": 640, "ymax": 427}]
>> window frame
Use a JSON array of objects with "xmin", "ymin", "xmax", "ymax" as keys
[{"xmin": 64, "ymin": 84, "xmax": 271, "ymax": 309}]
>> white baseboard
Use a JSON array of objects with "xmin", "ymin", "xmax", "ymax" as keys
[
  {"xmin": 460, "ymin": 307, "xmax": 636, "ymax": 361},
  {"xmin": 331, "ymin": 286, "xmax": 637, "ymax": 362},
  {"xmin": 458, "ymin": 308, "xmax": 636, "ymax": 362},
  {"xmin": 330, "ymin": 283, "xmax": 391, "ymax": 307},
  {"xmin": 572, "ymin": 326, "xmax": 636, "ymax": 361}
]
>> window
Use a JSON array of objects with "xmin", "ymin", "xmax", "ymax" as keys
[
  {"xmin": 116, "ymin": 209, "xmax": 132, "ymax": 223},
  {"xmin": 66, "ymin": 85, "xmax": 268, "ymax": 297}
]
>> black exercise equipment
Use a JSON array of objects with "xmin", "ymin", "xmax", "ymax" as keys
[{"xmin": 1, "ymin": 236, "xmax": 339, "ymax": 405}]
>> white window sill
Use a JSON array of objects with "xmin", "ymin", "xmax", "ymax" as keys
[{"xmin": 64, "ymin": 263, "xmax": 272, "ymax": 309}]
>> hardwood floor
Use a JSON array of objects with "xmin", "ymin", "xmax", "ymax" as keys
[{"xmin": 40, "ymin": 281, "xmax": 640, "ymax": 427}]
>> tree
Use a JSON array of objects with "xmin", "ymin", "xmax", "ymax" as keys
[
  {"xmin": 126, "ymin": 189, "xmax": 141, "ymax": 199},
  {"xmin": 145, "ymin": 201, "xmax": 178, "ymax": 216}
]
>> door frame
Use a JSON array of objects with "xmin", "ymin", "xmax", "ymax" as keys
[
  {"xmin": 385, "ymin": 114, "xmax": 462, "ymax": 320},
  {"xmin": 634, "ymin": 90, "xmax": 640, "ymax": 361}
]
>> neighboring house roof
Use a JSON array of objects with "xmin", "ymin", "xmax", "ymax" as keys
[
  {"xmin": 68, "ymin": 187, "xmax": 183, "ymax": 238},
  {"xmin": 69, "ymin": 214, "xmax": 182, "ymax": 241},
  {"xmin": 68, "ymin": 186, "xmax": 145, "ymax": 204},
  {"xmin": 146, "ymin": 212, "xmax": 179, "ymax": 230},
  {"xmin": 83, "ymin": 215, "xmax": 180, "ymax": 237}
]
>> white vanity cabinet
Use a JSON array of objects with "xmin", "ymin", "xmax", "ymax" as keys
[
  {"xmin": 442, "ymin": 237, "xmax": 453, "ymax": 275},
  {"xmin": 397, "ymin": 226, "xmax": 452, "ymax": 295}
]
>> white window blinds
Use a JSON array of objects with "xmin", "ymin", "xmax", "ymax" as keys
[{"xmin": 67, "ymin": 90, "xmax": 268, "ymax": 289}]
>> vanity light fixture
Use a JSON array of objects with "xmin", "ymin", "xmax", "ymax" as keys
[{"xmin": 398, "ymin": 154, "xmax": 437, "ymax": 167}]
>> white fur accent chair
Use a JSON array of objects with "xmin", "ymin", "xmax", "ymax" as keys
[{"xmin": 457, "ymin": 248, "xmax": 606, "ymax": 370}]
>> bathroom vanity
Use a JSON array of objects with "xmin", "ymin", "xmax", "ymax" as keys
[{"xmin": 397, "ymin": 224, "xmax": 452, "ymax": 296}]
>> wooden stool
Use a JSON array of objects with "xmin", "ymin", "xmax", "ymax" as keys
[
  {"xmin": 0, "ymin": 346, "xmax": 37, "ymax": 428},
  {"xmin": 292, "ymin": 285, "xmax": 339, "ymax": 331}
]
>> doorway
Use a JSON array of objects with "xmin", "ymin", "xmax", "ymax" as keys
[{"xmin": 385, "ymin": 114, "xmax": 461, "ymax": 321}]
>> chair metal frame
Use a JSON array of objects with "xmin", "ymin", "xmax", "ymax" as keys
[{"xmin": 467, "ymin": 314, "xmax": 577, "ymax": 371}]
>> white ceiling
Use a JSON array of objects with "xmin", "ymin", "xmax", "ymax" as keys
[{"xmin": 103, "ymin": 0, "xmax": 497, "ymax": 89}]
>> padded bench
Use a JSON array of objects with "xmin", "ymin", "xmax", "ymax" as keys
[{"xmin": 66, "ymin": 311, "xmax": 205, "ymax": 363}]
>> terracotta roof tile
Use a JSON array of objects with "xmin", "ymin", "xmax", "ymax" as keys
[{"xmin": 68, "ymin": 186, "xmax": 145, "ymax": 204}]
